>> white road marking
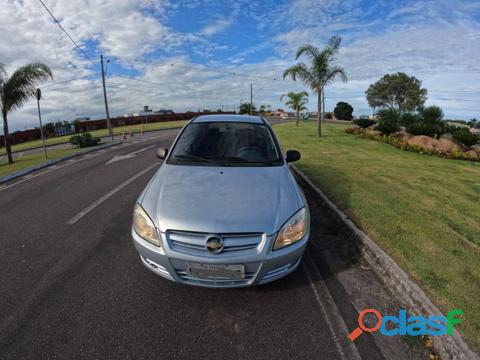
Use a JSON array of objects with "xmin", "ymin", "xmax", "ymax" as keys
[
  {"xmin": 302, "ymin": 253, "xmax": 362, "ymax": 360},
  {"xmin": 1, "ymin": 130, "xmax": 175, "ymax": 192},
  {"xmin": 66, "ymin": 163, "xmax": 158, "ymax": 225},
  {"xmin": 105, "ymin": 145, "xmax": 155, "ymax": 165}
]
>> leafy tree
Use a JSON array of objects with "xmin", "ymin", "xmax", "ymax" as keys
[
  {"xmin": 366, "ymin": 72, "xmax": 427, "ymax": 114},
  {"xmin": 238, "ymin": 102, "xmax": 257, "ymax": 115},
  {"xmin": 284, "ymin": 36, "xmax": 347, "ymax": 137},
  {"xmin": 333, "ymin": 101, "xmax": 353, "ymax": 120},
  {"xmin": 1, "ymin": 63, "xmax": 53, "ymax": 164},
  {"xmin": 420, "ymin": 105, "xmax": 443, "ymax": 124},
  {"xmin": 375, "ymin": 109, "xmax": 400, "ymax": 135},
  {"xmin": 280, "ymin": 91, "xmax": 309, "ymax": 126},
  {"xmin": 258, "ymin": 104, "xmax": 272, "ymax": 114},
  {"xmin": 44, "ymin": 122, "xmax": 56, "ymax": 137}
]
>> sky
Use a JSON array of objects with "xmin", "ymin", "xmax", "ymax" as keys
[{"xmin": 1, "ymin": 0, "xmax": 480, "ymax": 131}]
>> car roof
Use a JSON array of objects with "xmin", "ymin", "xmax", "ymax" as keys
[{"xmin": 192, "ymin": 114, "xmax": 265, "ymax": 124}]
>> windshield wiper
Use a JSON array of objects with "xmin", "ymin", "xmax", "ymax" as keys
[
  {"xmin": 173, "ymin": 154, "xmax": 212, "ymax": 162},
  {"xmin": 206, "ymin": 156, "xmax": 278, "ymax": 166},
  {"xmin": 207, "ymin": 156, "xmax": 248, "ymax": 162}
]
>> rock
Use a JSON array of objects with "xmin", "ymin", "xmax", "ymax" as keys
[
  {"xmin": 391, "ymin": 131, "xmax": 413, "ymax": 140},
  {"xmin": 364, "ymin": 128, "xmax": 382, "ymax": 136},
  {"xmin": 406, "ymin": 135, "xmax": 438, "ymax": 151},
  {"xmin": 465, "ymin": 149, "xmax": 479, "ymax": 160},
  {"xmin": 434, "ymin": 138, "xmax": 463, "ymax": 154},
  {"xmin": 471, "ymin": 144, "xmax": 480, "ymax": 155}
]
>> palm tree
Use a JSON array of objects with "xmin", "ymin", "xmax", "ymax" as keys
[
  {"xmin": 283, "ymin": 36, "xmax": 347, "ymax": 137},
  {"xmin": 1, "ymin": 63, "xmax": 53, "ymax": 164},
  {"xmin": 280, "ymin": 91, "xmax": 309, "ymax": 126}
]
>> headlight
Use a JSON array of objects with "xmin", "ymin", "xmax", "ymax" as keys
[
  {"xmin": 133, "ymin": 203, "xmax": 161, "ymax": 246},
  {"xmin": 273, "ymin": 208, "xmax": 308, "ymax": 250}
]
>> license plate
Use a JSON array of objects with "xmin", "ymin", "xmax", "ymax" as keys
[{"xmin": 186, "ymin": 263, "xmax": 245, "ymax": 280}]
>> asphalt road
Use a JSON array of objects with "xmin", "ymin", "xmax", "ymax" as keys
[{"xmin": 0, "ymin": 124, "xmax": 385, "ymax": 359}]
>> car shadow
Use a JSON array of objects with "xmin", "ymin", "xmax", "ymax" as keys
[{"xmin": 251, "ymin": 165, "xmax": 358, "ymax": 293}]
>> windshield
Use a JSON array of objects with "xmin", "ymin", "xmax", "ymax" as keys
[{"xmin": 168, "ymin": 121, "xmax": 283, "ymax": 166}]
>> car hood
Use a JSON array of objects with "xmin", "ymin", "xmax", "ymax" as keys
[{"xmin": 139, "ymin": 164, "xmax": 303, "ymax": 235}]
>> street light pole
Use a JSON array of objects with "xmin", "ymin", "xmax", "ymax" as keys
[
  {"xmin": 36, "ymin": 88, "xmax": 48, "ymax": 160},
  {"xmin": 101, "ymin": 54, "xmax": 113, "ymax": 141}
]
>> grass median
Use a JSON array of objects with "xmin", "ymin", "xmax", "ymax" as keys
[
  {"xmin": 0, "ymin": 148, "xmax": 81, "ymax": 178},
  {"xmin": 274, "ymin": 121, "xmax": 480, "ymax": 351},
  {"xmin": 1, "ymin": 120, "xmax": 188, "ymax": 154}
]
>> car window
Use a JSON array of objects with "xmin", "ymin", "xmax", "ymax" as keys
[{"xmin": 168, "ymin": 121, "xmax": 283, "ymax": 166}]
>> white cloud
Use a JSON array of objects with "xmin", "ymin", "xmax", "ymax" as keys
[
  {"xmin": 199, "ymin": 18, "xmax": 233, "ymax": 36},
  {"xmin": 1, "ymin": 0, "xmax": 480, "ymax": 132}
]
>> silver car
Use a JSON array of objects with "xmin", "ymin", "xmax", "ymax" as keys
[{"xmin": 132, "ymin": 115, "xmax": 310, "ymax": 288}]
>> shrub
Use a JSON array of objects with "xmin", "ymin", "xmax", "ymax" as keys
[
  {"xmin": 406, "ymin": 122, "xmax": 436, "ymax": 137},
  {"xmin": 353, "ymin": 118, "xmax": 376, "ymax": 128},
  {"xmin": 325, "ymin": 112, "xmax": 333, "ymax": 120},
  {"xmin": 452, "ymin": 128, "xmax": 480, "ymax": 147},
  {"xmin": 375, "ymin": 109, "xmax": 400, "ymax": 135},
  {"xmin": 69, "ymin": 132, "xmax": 100, "ymax": 148},
  {"xmin": 399, "ymin": 113, "xmax": 419, "ymax": 127},
  {"xmin": 404, "ymin": 106, "xmax": 447, "ymax": 138},
  {"xmin": 407, "ymin": 106, "xmax": 447, "ymax": 138}
]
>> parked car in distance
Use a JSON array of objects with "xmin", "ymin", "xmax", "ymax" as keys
[{"xmin": 132, "ymin": 114, "xmax": 310, "ymax": 288}]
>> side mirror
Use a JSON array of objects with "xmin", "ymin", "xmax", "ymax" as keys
[
  {"xmin": 156, "ymin": 147, "xmax": 168, "ymax": 160},
  {"xmin": 285, "ymin": 150, "xmax": 301, "ymax": 163}
]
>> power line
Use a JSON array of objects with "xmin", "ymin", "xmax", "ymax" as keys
[
  {"xmin": 41, "ymin": 75, "xmax": 97, "ymax": 89},
  {"xmin": 37, "ymin": 0, "xmax": 99, "ymax": 70}
]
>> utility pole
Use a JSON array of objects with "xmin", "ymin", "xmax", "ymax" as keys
[
  {"xmin": 250, "ymin": 83, "xmax": 253, "ymax": 115},
  {"xmin": 101, "ymin": 54, "xmax": 113, "ymax": 141},
  {"xmin": 36, "ymin": 88, "xmax": 48, "ymax": 160}
]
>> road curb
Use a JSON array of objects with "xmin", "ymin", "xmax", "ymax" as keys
[
  {"xmin": 0, "ymin": 141, "xmax": 122, "ymax": 185},
  {"xmin": 291, "ymin": 165, "xmax": 479, "ymax": 360}
]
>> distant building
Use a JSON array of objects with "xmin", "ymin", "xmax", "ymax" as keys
[
  {"xmin": 54, "ymin": 123, "xmax": 75, "ymax": 136},
  {"xmin": 154, "ymin": 109, "xmax": 174, "ymax": 115},
  {"xmin": 270, "ymin": 109, "xmax": 286, "ymax": 117}
]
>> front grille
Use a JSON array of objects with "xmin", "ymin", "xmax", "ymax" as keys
[
  {"xmin": 175, "ymin": 269, "xmax": 256, "ymax": 287},
  {"xmin": 166, "ymin": 230, "xmax": 264, "ymax": 256}
]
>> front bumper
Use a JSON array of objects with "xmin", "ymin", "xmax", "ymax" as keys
[{"xmin": 132, "ymin": 228, "xmax": 309, "ymax": 288}]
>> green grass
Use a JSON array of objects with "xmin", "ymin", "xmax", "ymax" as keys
[
  {"xmin": 275, "ymin": 121, "xmax": 480, "ymax": 351},
  {"xmin": 2, "ymin": 120, "xmax": 188, "ymax": 154},
  {"xmin": 0, "ymin": 148, "xmax": 82, "ymax": 178}
]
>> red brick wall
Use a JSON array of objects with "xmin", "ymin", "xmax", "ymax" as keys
[
  {"xmin": 0, "ymin": 128, "xmax": 42, "ymax": 148},
  {"xmin": 1, "ymin": 111, "xmax": 234, "ymax": 148}
]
